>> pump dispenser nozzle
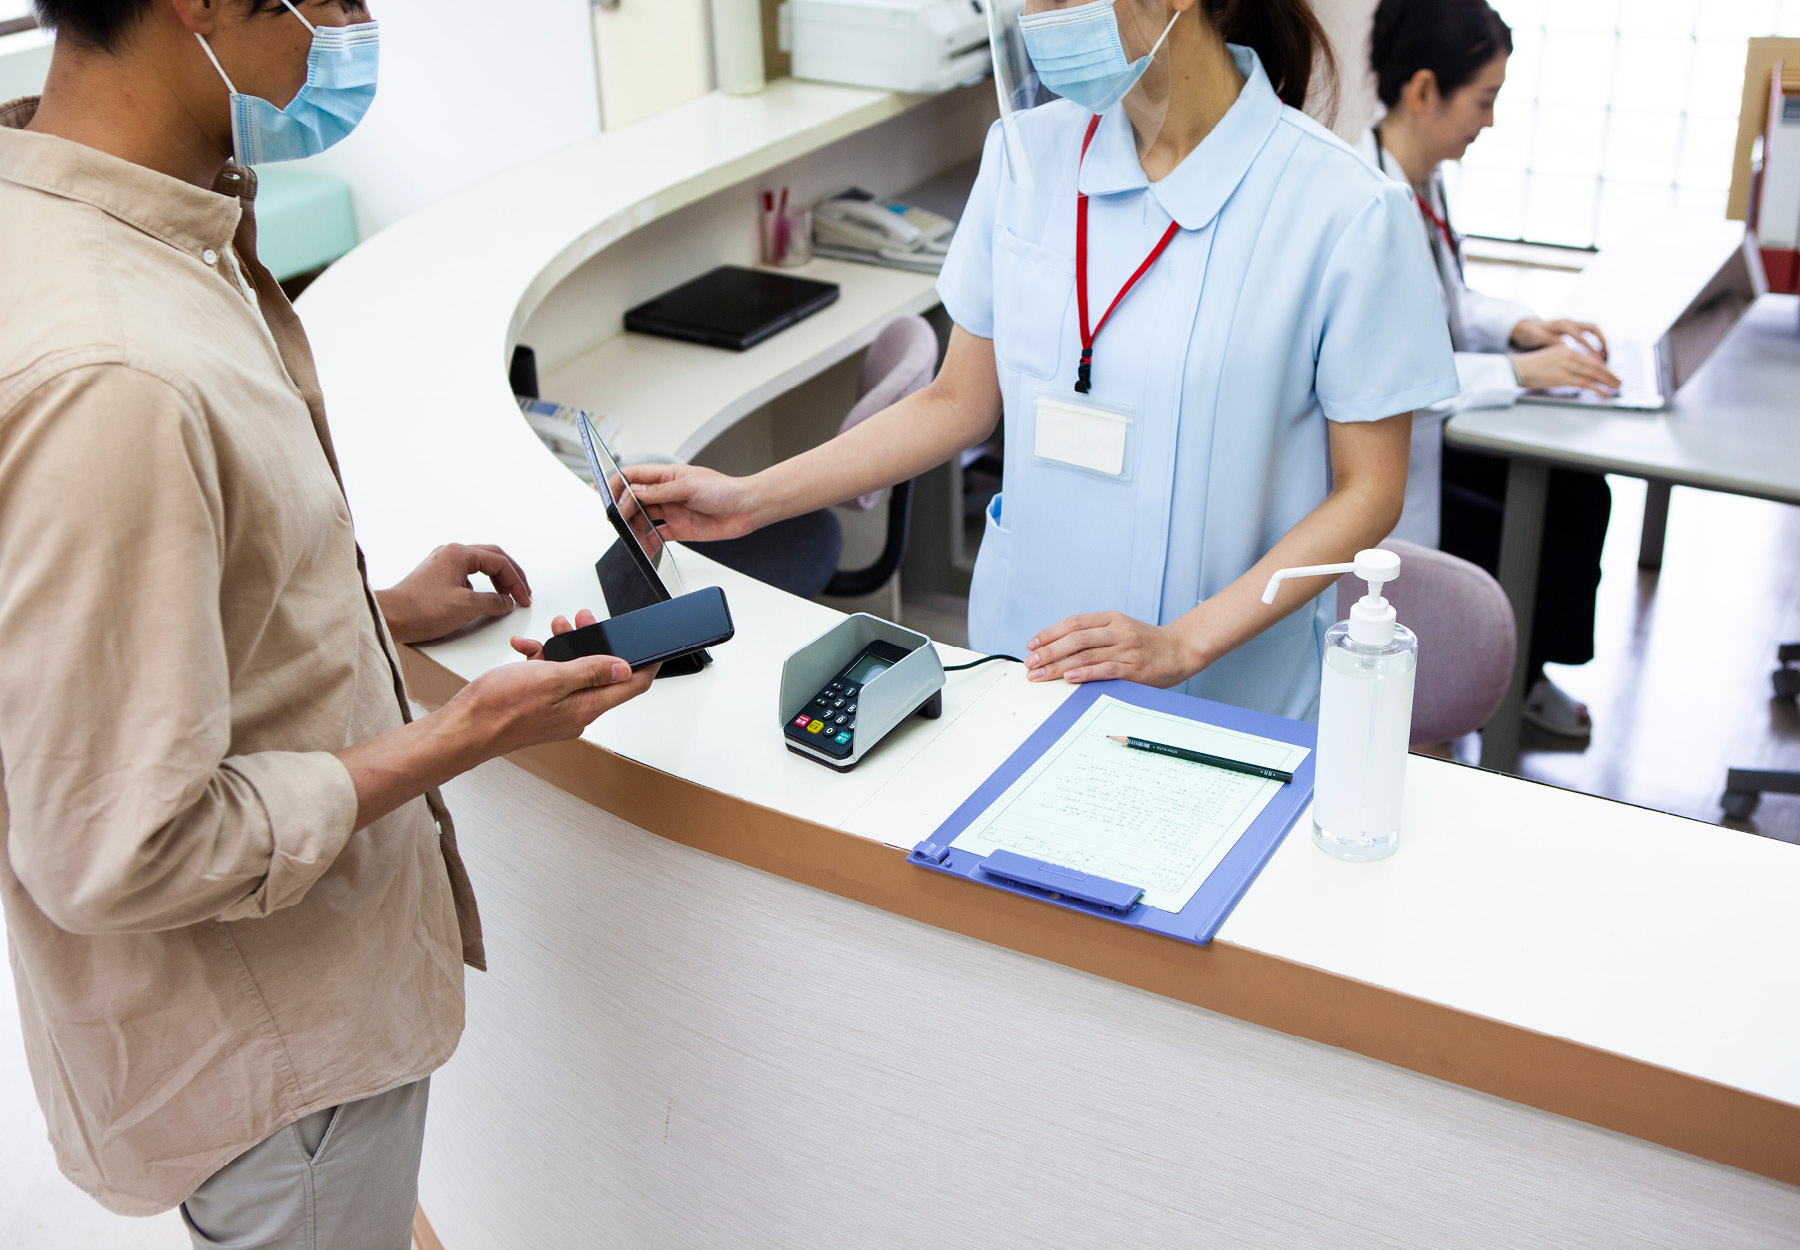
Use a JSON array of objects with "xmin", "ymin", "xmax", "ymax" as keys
[{"xmin": 1261, "ymin": 549, "xmax": 1402, "ymax": 647}]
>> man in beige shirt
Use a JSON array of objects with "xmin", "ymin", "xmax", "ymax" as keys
[{"xmin": 1, "ymin": 1, "xmax": 648, "ymax": 1244}]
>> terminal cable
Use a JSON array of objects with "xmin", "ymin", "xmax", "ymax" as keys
[{"xmin": 943, "ymin": 653, "xmax": 1021, "ymax": 672}]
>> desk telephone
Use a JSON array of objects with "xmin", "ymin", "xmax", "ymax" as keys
[{"xmin": 813, "ymin": 188, "xmax": 955, "ymax": 261}]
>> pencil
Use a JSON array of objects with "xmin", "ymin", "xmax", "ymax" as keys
[{"xmin": 1107, "ymin": 735, "xmax": 1294, "ymax": 784}]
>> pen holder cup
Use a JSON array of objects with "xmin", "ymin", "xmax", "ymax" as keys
[
  {"xmin": 780, "ymin": 614, "xmax": 945, "ymax": 771},
  {"xmin": 760, "ymin": 205, "xmax": 814, "ymax": 268}
]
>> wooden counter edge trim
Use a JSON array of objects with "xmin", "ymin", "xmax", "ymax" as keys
[
  {"xmin": 402, "ymin": 649, "xmax": 1800, "ymax": 1188},
  {"xmin": 412, "ymin": 1204, "xmax": 445, "ymax": 1250}
]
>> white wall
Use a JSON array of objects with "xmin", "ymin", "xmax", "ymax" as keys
[
  {"xmin": 1317, "ymin": 0, "xmax": 1383, "ymax": 142},
  {"xmin": 287, "ymin": 0, "xmax": 600, "ymax": 240}
]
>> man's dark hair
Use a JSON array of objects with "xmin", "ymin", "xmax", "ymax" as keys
[{"xmin": 33, "ymin": 0, "xmax": 290, "ymax": 54}]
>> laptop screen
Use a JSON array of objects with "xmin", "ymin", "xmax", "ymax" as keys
[{"xmin": 1666, "ymin": 239, "xmax": 1762, "ymax": 391}]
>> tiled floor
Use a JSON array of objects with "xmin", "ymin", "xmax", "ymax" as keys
[{"xmin": 1519, "ymin": 476, "xmax": 1800, "ymax": 843}]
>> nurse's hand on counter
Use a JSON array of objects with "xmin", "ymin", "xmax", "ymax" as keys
[
  {"xmin": 1024, "ymin": 612, "xmax": 1197, "ymax": 689},
  {"xmin": 622, "ymin": 464, "xmax": 760, "ymax": 541},
  {"xmin": 377, "ymin": 543, "xmax": 532, "ymax": 645},
  {"xmin": 1509, "ymin": 343, "xmax": 1622, "ymax": 396}
]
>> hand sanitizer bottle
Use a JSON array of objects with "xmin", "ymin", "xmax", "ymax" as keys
[{"xmin": 1262, "ymin": 550, "xmax": 1416, "ymax": 861}]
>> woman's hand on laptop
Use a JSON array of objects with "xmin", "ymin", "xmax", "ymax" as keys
[
  {"xmin": 622, "ymin": 464, "xmax": 761, "ymax": 541},
  {"xmin": 1511, "ymin": 342, "xmax": 1622, "ymax": 395},
  {"xmin": 1511, "ymin": 317, "xmax": 1608, "ymax": 358}
]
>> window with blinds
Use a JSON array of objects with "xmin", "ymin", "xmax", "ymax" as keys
[{"xmin": 1443, "ymin": 0, "xmax": 1800, "ymax": 249}]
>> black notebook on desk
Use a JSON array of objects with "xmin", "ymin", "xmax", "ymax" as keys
[{"xmin": 623, "ymin": 266, "xmax": 840, "ymax": 351}]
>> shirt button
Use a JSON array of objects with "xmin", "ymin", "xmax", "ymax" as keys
[{"xmin": 201, "ymin": 248, "xmax": 219, "ymax": 266}]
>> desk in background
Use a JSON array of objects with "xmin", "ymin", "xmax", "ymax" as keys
[{"xmin": 1449, "ymin": 228, "xmax": 1800, "ymax": 772}]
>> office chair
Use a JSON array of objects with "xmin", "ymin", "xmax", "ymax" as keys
[
  {"xmin": 688, "ymin": 315, "xmax": 940, "ymax": 600},
  {"xmin": 1336, "ymin": 540, "xmax": 1516, "ymax": 747},
  {"xmin": 1720, "ymin": 643, "xmax": 1800, "ymax": 820}
]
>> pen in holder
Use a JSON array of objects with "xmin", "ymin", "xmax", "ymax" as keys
[{"xmin": 760, "ymin": 190, "xmax": 813, "ymax": 268}]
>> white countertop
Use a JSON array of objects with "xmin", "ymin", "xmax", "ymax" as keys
[{"xmin": 297, "ymin": 84, "xmax": 1800, "ymax": 1117}]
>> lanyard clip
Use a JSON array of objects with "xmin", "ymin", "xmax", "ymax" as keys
[{"xmin": 1075, "ymin": 348, "xmax": 1093, "ymax": 395}]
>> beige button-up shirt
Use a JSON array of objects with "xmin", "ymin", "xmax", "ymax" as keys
[{"xmin": 0, "ymin": 98, "xmax": 482, "ymax": 1216}]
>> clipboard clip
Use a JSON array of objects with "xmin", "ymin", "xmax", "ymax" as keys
[{"xmin": 977, "ymin": 850, "xmax": 1144, "ymax": 914}]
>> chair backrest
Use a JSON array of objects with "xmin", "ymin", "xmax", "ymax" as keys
[
  {"xmin": 839, "ymin": 315, "xmax": 940, "ymax": 511},
  {"xmin": 822, "ymin": 316, "xmax": 941, "ymax": 598},
  {"xmin": 1336, "ymin": 539, "xmax": 1516, "ymax": 745}
]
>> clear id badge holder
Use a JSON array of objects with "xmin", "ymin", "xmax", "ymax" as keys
[{"xmin": 1032, "ymin": 387, "xmax": 1135, "ymax": 482}]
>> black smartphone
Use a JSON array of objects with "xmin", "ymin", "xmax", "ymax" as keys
[{"xmin": 540, "ymin": 586, "xmax": 734, "ymax": 670}]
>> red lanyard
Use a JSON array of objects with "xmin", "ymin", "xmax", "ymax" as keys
[
  {"xmin": 1414, "ymin": 193, "xmax": 1456, "ymax": 257},
  {"xmin": 1075, "ymin": 114, "xmax": 1181, "ymax": 395}
]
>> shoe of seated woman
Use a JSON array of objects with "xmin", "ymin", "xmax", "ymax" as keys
[{"xmin": 1522, "ymin": 676, "xmax": 1593, "ymax": 739}]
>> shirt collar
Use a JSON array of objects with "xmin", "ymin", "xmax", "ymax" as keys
[
  {"xmin": 1075, "ymin": 43, "xmax": 1284, "ymax": 231},
  {"xmin": 0, "ymin": 96, "xmax": 255, "ymax": 263}
]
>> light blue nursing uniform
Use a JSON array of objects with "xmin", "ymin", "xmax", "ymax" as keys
[{"xmin": 938, "ymin": 45, "xmax": 1456, "ymax": 720}]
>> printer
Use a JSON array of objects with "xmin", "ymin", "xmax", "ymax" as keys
[{"xmin": 779, "ymin": 0, "xmax": 992, "ymax": 95}]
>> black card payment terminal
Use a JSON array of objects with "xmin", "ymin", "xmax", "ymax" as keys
[{"xmin": 784, "ymin": 640, "xmax": 911, "ymax": 760}]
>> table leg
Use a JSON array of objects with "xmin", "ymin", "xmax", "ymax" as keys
[
  {"xmin": 1638, "ymin": 479, "xmax": 1671, "ymax": 571},
  {"xmin": 1481, "ymin": 458, "xmax": 1549, "ymax": 773}
]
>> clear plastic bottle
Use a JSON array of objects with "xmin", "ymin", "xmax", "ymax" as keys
[
  {"xmin": 1314, "ymin": 619, "xmax": 1416, "ymax": 861},
  {"xmin": 1262, "ymin": 549, "xmax": 1418, "ymax": 862}
]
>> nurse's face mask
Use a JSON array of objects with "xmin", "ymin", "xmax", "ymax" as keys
[
  {"xmin": 1017, "ymin": 0, "xmax": 1179, "ymax": 115},
  {"xmin": 195, "ymin": 0, "xmax": 380, "ymax": 166},
  {"xmin": 985, "ymin": 0, "xmax": 1181, "ymax": 189}
]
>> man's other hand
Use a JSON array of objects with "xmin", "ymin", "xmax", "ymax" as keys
[{"xmin": 377, "ymin": 544, "xmax": 532, "ymax": 645}]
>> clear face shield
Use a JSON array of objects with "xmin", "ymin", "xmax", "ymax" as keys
[{"xmin": 985, "ymin": 0, "xmax": 1183, "ymax": 189}]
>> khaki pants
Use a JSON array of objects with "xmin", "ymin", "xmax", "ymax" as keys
[{"xmin": 181, "ymin": 1078, "xmax": 429, "ymax": 1250}]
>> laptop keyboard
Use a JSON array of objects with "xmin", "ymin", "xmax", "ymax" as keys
[{"xmin": 1609, "ymin": 340, "xmax": 1657, "ymax": 399}]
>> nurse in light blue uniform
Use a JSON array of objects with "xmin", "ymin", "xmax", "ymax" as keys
[{"xmin": 627, "ymin": 0, "xmax": 1456, "ymax": 721}]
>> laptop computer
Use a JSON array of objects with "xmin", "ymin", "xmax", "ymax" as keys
[
  {"xmin": 623, "ymin": 265, "xmax": 840, "ymax": 352},
  {"xmin": 1518, "ymin": 230, "xmax": 1767, "ymax": 412}
]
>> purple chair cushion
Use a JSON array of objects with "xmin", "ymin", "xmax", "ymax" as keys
[
  {"xmin": 1336, "ymin": 539, "xmax": 1517, "ymax": 745},
  {"xmin": 837, "ymin": 314, "xmax": 939, "ymax": 510}
]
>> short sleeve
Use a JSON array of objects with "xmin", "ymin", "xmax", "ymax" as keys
[
  {"xmin": 1313, "ymin": 184, "xmax": 1459, "ymax": 423},
  {"xmin": 935, "ymin": 120, "xmax": 1007, "ymax": 341}
]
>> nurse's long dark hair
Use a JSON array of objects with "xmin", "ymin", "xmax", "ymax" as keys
[
  {"xmin": 1204, "ymin": 0, "xmax": 1339, "ymax": 118},
  {"xmin": 1369, "ymin": 0, "xmax": 1513, "ymax": 108}
]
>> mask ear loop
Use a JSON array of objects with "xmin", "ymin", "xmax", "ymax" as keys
[
  {"xmin": 193, "ymin": 31, "xmax": 246, "ymax": 166},
  {"xmin": 279, "ymin": 0, "xmax": 318, "ymax": 34},
  {"xmin": 1145, "ymin": 8, "xmax": 1180, "ymax": 61}
]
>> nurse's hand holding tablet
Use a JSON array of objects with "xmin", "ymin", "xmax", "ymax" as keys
[{"xmin": 629, "ymin": 0, "xmax": 1458, "ymax": 721}]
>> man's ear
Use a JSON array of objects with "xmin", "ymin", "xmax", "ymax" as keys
[{"xmin": 167, "ymin": 0, "xmax": 225, "ymax": 38}]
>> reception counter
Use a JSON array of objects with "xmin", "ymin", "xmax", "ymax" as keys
[{"xmin": 295, "ymin": 81, "xmax": 1800, "ymax": 1247}]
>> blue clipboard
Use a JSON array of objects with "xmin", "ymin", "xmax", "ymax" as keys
[{"xmin": 908, "ymin": 680, "xmax": 1316, "ymax": 946}]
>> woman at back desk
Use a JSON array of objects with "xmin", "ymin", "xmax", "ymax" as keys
[{"xmin": 1366, "ymin": 0, "xmax": 1616, "ymax": 739}]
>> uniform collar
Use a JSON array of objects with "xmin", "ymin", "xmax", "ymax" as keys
[
  {"xmin": 0, "ymin": 95, "xmax": 255, "ymax": 263},
  {"xmin": 1075, "ymin": 44, "xmax": 1283, "ymax": 232}
]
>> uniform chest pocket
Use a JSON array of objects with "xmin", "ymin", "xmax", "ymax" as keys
[{"xmin": 991, "ymin": 227, "xmax": 1074, "ymax": 381}]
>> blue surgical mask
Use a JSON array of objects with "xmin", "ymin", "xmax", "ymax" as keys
[
  {"xmin": 1019, "ymin": 1, "xmax": 1178, "ymax": 115},
  {"xmin": 196, "ymin": 0, "xmax": 379, "ymax": 166}
]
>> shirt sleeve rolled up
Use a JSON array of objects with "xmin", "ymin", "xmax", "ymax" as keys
[{"xmin": 0, "ymin": 364, "xmax": 359, "ymax": 934}]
